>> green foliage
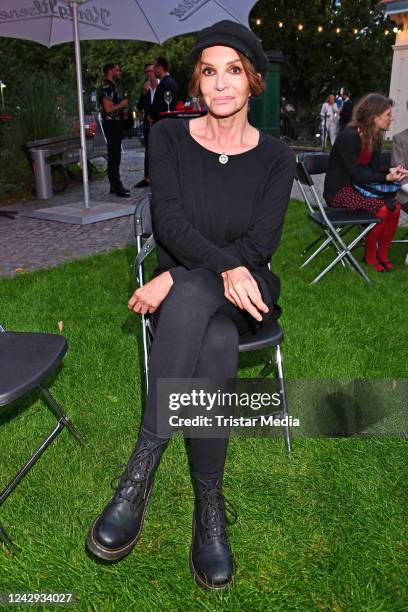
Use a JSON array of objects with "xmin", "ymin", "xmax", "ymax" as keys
[
  {"xmin": 0, "ymin": 0, "xmax": 395, "ymax": 119},
  {"xmin": 0, "ymin": 72, "xmax": 74, "ymax": 195},
  {"xmin": 250, "ymin": 0, "xmax": 394, "ymax": 116},
  {"xmin": 80, "ymin": 34, "xmax": 195, "ymax": 104},
  {"xmin": 0, "ymin": 35, "xmax": 196, "ymax": 113}
]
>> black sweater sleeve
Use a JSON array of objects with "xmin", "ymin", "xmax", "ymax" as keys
[
  {"xmin": 232, "ymin": 147, "xmax": 295, "ymax": 267},
  {"xmin": 334, "ymin": 130, "xmax": 388, "ymax": 184},
  {"xmin": 149, "ymin": 122, "xmax": 242, "ymax": 274}
]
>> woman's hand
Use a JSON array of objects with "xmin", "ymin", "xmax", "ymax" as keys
[
  {"xmin": 128, "ymin": 271, "xmax": 173, "ymax": 315},
  {"xmin": 221, "ymin": 266, "xmax": 269, "ymax": 322},
  {"xmin": 387, "ymin": 165, "xmax": 408, "ymax": 182}
]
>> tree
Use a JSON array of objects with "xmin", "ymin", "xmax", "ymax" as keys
[
  {"xmin": 249, "ymin": 0, "xmax": 394, "ymax": 118},
  {"xmin": 0, "ymin": 35, "xmax": 196, "ymax": 113}
]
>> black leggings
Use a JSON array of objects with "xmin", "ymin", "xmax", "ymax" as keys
[{"xmin": 140, "ymin": 267, "xmax": 272, "ymax": 480}]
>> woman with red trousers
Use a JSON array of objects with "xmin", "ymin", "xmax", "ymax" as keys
[{"xmin": 324, "ymin": 93, "xmax": 408, "ymax": 272}]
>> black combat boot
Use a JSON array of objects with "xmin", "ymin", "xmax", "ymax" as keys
[
  {"xmin": 87, "ymin": 430, "xmax": 168, "ymax": 561},
  {"xmin": 189, "ymin": 476, "xmax": 237, "ymax": 591}
]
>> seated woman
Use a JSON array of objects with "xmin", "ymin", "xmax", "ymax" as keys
[
  {"xmin": 323, "ymin": 93, "xmax": 408, "ymax": 271},
  {"xmin": 86, "ymin": 20, "xmax": 295, "ymax": 591}
]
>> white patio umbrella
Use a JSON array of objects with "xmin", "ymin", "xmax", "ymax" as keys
[{"xmin": 0, "ymin": 0, "xmax": 258, "ymax": 216}]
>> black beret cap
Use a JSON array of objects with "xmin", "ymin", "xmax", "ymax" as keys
[{"xmin": 190, "ymin": 20, "xmax": 268, "ymax": 77}]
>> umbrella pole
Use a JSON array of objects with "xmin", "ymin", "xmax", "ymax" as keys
[{"xmin": 71, "ymin": 0, "xmax": 90, "ymax": 209}]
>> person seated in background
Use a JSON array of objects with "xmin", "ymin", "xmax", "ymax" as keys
[
  {"xmin": 391, "ymin": 115, "xmax": 408, "ymax": 214},
  {"xmin": 392, "ymin": 117, "xmax": 408, "ymax": 266},
  {"xmin": 324, "ymin": 93, "xmax": 408, "ymax": 272}
]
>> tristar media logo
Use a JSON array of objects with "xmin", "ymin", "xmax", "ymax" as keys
[
  {"xmin": 0, "ymin": 0, "xmax": 112, "ymax": 30},
  {"xmin": 170, "ymin": 0, "xmax": 211, "ymax": 22}
]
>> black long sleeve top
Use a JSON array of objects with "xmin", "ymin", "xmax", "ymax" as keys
[
  {"xmin": 148, "ymin": 119, "xmax": 295, "ymax": 305},
  {"xmin": 324, "ymin": 127, "xmax": 389, "ymax": 204}
]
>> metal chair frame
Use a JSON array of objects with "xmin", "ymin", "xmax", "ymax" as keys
[
  {"xmin": 133, "ymin": 196, "xmax": 292, "ymax": 455},
  {"xmin": 0, "ymin": 324, "xmax": 84, "ymax": 551},
  {"xmin": 296, "ymin": 153, "xmax": 381, "ymax": 284}
]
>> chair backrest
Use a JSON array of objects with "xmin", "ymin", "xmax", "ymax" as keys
[
  {"xmin": 133, "ymin": 193, "xmax": 153, "ymax": 239},
  {"xmin": 297, "ymin": 152, "xmax": 329, "ymax": 176},
  {"xmin": 295, "ymin": 153, "xmax": 331, "ymax": 222},
  {"xmin": 132, "ymin": 194, "xmax": 156, "ymax": 388}
]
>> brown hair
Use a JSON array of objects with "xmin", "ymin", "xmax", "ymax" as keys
[
  {"xmin": 348, "ymin": 93, "xmax": 393, "ymax": 149},
  {"xmin": 188, "ymin": 50, "xmax": 266, "ymax": 100}
]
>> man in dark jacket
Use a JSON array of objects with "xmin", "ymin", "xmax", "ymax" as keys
[
  {"xmin": 339, "ymin": 89, "xmax": 353, "ymax": 131},
  {"xmin": 135, "ymin": 63, "xmax": 159, "ymax": 188},
  {"xmin": 150, "ymin": 56, "xmax": 178, "ymax": 123}
]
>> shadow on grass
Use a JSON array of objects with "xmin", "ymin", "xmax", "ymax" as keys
[
  {"xmin": 314, "ymin": 381, "xmax": 387, "ymax": 437},
  {"xmin": 0, "ymin": 367, "xmax": 62, "ymax": 428}
]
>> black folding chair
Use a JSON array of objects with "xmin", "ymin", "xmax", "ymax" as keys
[
  {"xmin": 295, "ymin": 153, "xmax": 381, "ymax": 284},
  {"xmin": 133, "ymin": 196, "xmax": 292, "ymax": 455},
  {"xmin": 0, "ymin": 324, "xmax": 84, "ymax": 550}
]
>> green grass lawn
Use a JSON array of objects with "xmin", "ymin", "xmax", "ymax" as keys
[{"xmin": 0, "ymin": 200, "xmax": 407, "ymax": 611}]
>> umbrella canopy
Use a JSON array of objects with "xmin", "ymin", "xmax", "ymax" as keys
[
  {"xmin": 0, "ymin": 0, "xmax": 259, "ymax": 211},
  {"xmin": 0, "ymin": 0, "xmax": 257, "ymax": 47}
]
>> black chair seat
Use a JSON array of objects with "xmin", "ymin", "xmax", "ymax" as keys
[
  {"xmin": 0, "ymin": 332, "xmax": 67, "ymax": 405},
  {"xmin": 309, "ymin": 208, "xmax": 380, "ymax": 227},
  {"xmin": 239, "ymin": 318, "xmax": 283, "ymax": 352}
]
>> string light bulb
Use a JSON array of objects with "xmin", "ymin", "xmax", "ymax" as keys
[
  {"xmin": 278, "ymin": 21, "xmax": 284, "ymax": 28},
  {"xmin": 393, "ymin": 27, "xmax": 398, "ymax": 33},
  {"xmin": 353, "ymin": 28, "xmax": 358, "ymax": 35},
  {"xmin": 336, "ymin": 27, "xmax": 341, "ymax": 34},
  {"xmin": 255, "ymin": 18, "xmax": 261, "ymax": 26},
  {"xmin": 298, "ymin": 24, "xmax": 304, "ymax": 31},
  {"xmin": 317, "ymin": 25, "xmax": 323, "ymax": 32},
  {"xmin": 385, "ymin": 29, "xmax": 389, "ymax": 35}
]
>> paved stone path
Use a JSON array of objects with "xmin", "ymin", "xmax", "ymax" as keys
[
  {"xmin": 0, "ymin": 141, "xmax": 407, "ymax": 278},
  {"xmin": 0, "ymin": 142, "xmax": 147, "ymax": 277}
]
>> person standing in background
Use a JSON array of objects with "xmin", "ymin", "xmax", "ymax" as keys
[
  {"xmin": 320, "ymin": 94, "xmax": 339, "ymax": 147},
  {"xmin": 135, "ymin": 63, "xmax": 159, "ymax": 189},
  {"xmin": 99, "ymin": 63, "xmax": 130, "ymax": 197},
  {"xmin": 339, "ymin": 89, "xmax": 353, "ymax": 131},
  {"xmin": 335, "ymin": 91, "xmax": 343, "ymax": 111},
  {"xmin": 149, "ymin": 56, "xmax": 178, "ymax": 123}
]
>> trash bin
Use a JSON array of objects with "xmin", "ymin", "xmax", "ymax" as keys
[{"xmin": 31, "ymin": 148, "xmax": 53, "ymax": 199}]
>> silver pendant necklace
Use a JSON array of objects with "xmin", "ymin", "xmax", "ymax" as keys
[{"xmin": 218, "ymin": 153, "xmax": 229, "ymax": 165}]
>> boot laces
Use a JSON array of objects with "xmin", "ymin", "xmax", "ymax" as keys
[
  {"xmin": 111, "ymin": 440, "xmax": 166, "ymax": 511},
  {"xmin": 199, "ymin": 486, "xmax": 238, "ymax": 544}
]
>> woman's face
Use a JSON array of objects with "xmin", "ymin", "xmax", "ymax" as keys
[
  {"xmin": 328, "ymin": 95, "xmax": 335, "ymax": 105},
  {"xmin": 374, "ymin": 106, "xmax": 393, "ymax": 131},
  {"xmin": 198, "ymin": 45, "xmax": 251, "ymax": 117}
]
